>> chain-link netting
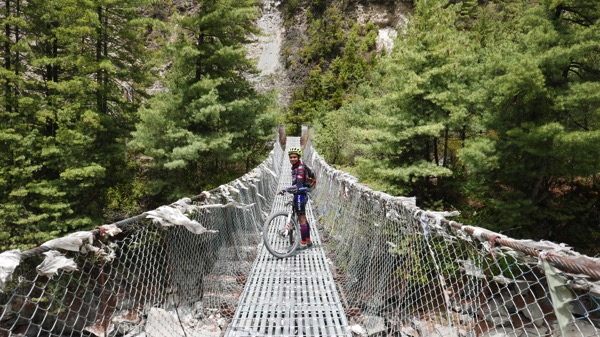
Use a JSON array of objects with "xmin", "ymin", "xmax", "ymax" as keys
[
  {"xmin": 304, "ymin": 138, "xmax": 600, "ymax": 337},
  {"xmin": 2, "ymin": 132, "xmax": 600, "ymax": 337},
  {"xmin": 0, "ymin": 141, "xmax": 283, "ymax": 337}
]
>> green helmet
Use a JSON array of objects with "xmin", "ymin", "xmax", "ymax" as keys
[{"xmin": 288, "ymin": 146, "xmax": 302, "ymax": 157}]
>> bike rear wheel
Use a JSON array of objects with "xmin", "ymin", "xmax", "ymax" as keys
[{"xmin": 263, "ymin": 211, "xmax": 301, "ymax": 258}]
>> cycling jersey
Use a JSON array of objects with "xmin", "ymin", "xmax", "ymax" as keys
[
  {"xmin": 284, "ymin": 161, "xmax": 308, "ymax": 216},
  {"xmin": 283, "ymin": 161, "xmax": 307, "ymax": 195}
]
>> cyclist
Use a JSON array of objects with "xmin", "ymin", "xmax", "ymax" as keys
[{"xmin": 278, "ymin": 146, "xmax": 313, "ymax": 248}]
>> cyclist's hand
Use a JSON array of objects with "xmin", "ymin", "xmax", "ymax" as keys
[{"xmin": 277, "ymin": 189, "xmax": 285, "ymax": 196}]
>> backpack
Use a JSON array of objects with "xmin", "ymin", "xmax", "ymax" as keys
[{"xmin": 303, "ymin": 164, "xmax": 317, "ymax": 191}]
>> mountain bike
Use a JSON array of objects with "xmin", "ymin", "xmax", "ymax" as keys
[{"xmin": 262, "ymin": 188, "xmax": 308, "ymax": 258}]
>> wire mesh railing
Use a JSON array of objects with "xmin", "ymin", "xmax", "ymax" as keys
[
  {"xmin": 0, "ymin": 141, "xmax": 283, "ymax": 337},
  {"xmin": 2, "ymin": 130, "xmax": 600, "ymax": 337},
  {"xmin": 304, "ymin": 137, "xmax": 600, "ymax": 337}
]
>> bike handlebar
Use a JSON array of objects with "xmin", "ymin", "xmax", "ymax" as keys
[{"xmin": 278, "ymin": 187, "xmax": 308, "ymax": 195}]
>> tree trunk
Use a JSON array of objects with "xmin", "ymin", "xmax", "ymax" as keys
[
  {"xmin": 96, "ymin": 6, "xmax": 107, "ymax": 114},
  {"xmin": 4, "ymin": 0, "xmax": 11, "ymax": 112},
  {"xmin": 442, "ymin": 127, "xmax": 449, "ymax": 167},
  {"xmin": 432, "ymin": 136, "xmax": 439, "ymax": 165},
  {"xmin": 196, "ymin": 32, "xmax": 204, "ymax": 81}
]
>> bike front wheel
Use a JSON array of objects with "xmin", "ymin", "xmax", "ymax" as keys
[{"xmin": 263, "ymin": 211, "xmax": 301, "ymax": 258}]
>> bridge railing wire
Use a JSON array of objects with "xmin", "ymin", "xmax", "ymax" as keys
[
  {"xmin": 0, "ymin": 139, "xmax": 284, "ymax": 337},
  {"xmin": 302, "ymin": 135, "xmax": 600, "ymax": 337},
  {"xmin": 2, "ymin": 130, "xmax": 600, "ymax": 337}
]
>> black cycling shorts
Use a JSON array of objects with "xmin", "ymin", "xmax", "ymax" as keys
[{"xmin": 293, "ymin": 193, "xmax": 307, "ymax": 216}]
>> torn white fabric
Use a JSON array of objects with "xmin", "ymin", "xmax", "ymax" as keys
[
  {"xmin": 99, "ymin": 224, "xmax": 122, "ymax": 237},
  {"xmin": 36, "ymin": 250, "xmax": 78, "ymax": 278},
  {"xmin": 0, "ymin": 249, "xmax": 21, "ymax": 291},
  {"xmin": 453, "ymin": 225, "xmax": 473, "ymax": 243},
  {"xmin": 492, "ymin": 246, "xmax": 521, "ymax": 260},
  {"xmin": 350, "ymin": 324, "xmax": 366, "ymax": 335},
  {"xmin": 146, "ymin": 206, "xmax": 218, "ymax": 235},
  {"xmin": 217, "ymin": 185, "xmax": 237, "ymax": 203},
  {"xmin": 457, "ymin": 259, "xmax": 485, "ymax": 279},
  {"xmin": 78, "ymin": 229, "xmax": 118, "ymax": 256},
  {"xmin": 146, "ymin": 206, "xmax": 193, "ymax": 226},
  {"xmin": 198, "ymin": 191, "xmax": 211, "ymax": 201},
  {"xmin": 84, "ymin": 319, "xmax": 114, "ymax": 337},
  {"xmin": 227, "ymin": 185, "xmax": 240, "ymax": 194},
  {"xmin": 83, "ymin": 242, "xmax": 118, "ymax": 262},
  {"xmin": 393, "ymin": 196, "xmax": 416, "ymax": 207},
  {"xmin": 42, "ymin": 231, "xmax": 94, "ymax": 252},
  {"xmin": 385, "ymin": 209, "xmax": 401, "ymax": 221},
  {"xmin": 339, "ymin": 172, "xmax": 359, "ymax": 184},
  {"xmin": 419, "ymin": 213, "xmax": 430, "ymax": 242},
  {"xmin": 218, "ymin": 185, "xmax": 236, "ymax": 197},
  {"xmin": 217, "ymin": 185, "xmax": 228, "ymax": 195},
  {"xmin": 424, "ymin": 210, "xmax": 461, "ymax": 220},
  {"xmin": 533, "ymin": 240, "xmax": 574, "ymax": 255},
  {"xmin": 248, "ymin": 170, "xmax": 260, "ymax": 180},
  {"xmin": 570, "ymin": 278, "xmax": 600, "ymax": 297},
  {"xmin": 197, "ymin": 201, "xmax": 255, "ymax": 211},
  {"xmin": 236, "ymin": 180, "xmax": 248, "ymax": 190},
  {"xmin": 171, "ymin": 197, "xmax": 197, "ymax": 214},
  {"xmin": 419, "ymin": 211, "xmax": 456, "ymax": 243}
]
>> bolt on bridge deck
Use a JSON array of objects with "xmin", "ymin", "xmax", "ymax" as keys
[{"xmin": 225, "ymin": 138, "xmax": 350, "ymax": 337}]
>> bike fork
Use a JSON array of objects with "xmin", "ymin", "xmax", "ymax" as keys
[
  {"xmin": 279, "ymin": 212, "xmax": 293, "ymax": 237},
  {"xmin": 286, "ymin": 212, "xmax": 295, "ymax": 232}
]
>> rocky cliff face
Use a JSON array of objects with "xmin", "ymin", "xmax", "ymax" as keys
[
  {"xmin": 246, "ymin": 0, "xmax": 293, "ymax": 106},
  {"xmin": 248, "ymin": 0, "xmax": 413, "ymax": 107}
]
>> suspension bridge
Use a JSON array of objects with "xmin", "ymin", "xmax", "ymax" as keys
[{"xmin": 1, "ymin": 131, "xmax": 600, "ymax": 337}]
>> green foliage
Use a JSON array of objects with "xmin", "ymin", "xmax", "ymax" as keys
[
  {"xmin": 282, "ymin": 0, "xmax": 302, "ymax": 22},
  {"xmin": 313, "ymin": 0, "xmax": 600, "ymax": 253},
  {"xmin": 319, "ymin": 0, "xmax": 479, "ymax": 198},
  {"xmin": 285, "ymin": 3, "xmax": 378, "ymax": 134},
  {"xmin": 316, "ymin": 88, "xmax": 374, "ymax": 166},
  {"xmin": 0, "ymin": 0, "xmax": 154, "ymax": 250},
  {"xmin": 130, "ymin": 0, "xmax": 276, "ymax": 204},
  {"xmin": 457, "ymin": 0, "xmax": 600, "ymax": 249},
  {"xmin": 389, "ymin": 235, "xmax": 472, "ymax": 286},
  {"xmin": 301, "ymin": 7, "xmax": 347, "ymax": 64},
  {"xmin": 1, "ymin": 0, "xmax": 598, "ymax": 256},
  {"xmin": 484, "ymin": 251, "xmax": 530, "ymax": 280},
  {"xmin": 103, "ymin": 159, "xmax": 148, "ymax": 221},
  {"xmin": 310, "ymin": 0, "xmax": 328, "ymax": 13}
]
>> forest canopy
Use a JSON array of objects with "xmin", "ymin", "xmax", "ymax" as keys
[
  {"xmin": 0, "ymin": 0, "xmax": 276, "ymax": 250},
  {"xmin": 1, "ymin": 0, "xmax": 598, "ymax": 255},
  {"xmin": 290, "ymin": 0, "xmax": 600, "ymax": 254}
]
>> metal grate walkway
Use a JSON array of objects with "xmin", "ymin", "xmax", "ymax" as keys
[{"xmin": 225, "ymin": 138, "xmax": 350, "ymax": 337}]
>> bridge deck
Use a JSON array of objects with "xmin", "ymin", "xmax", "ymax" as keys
[{"xmin": 225, "ymin": 138, "xmax": 350, "ymax": 337}]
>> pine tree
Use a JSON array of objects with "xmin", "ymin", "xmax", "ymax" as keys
[
  {"xmin": 288, "ymin": 7, "xmax": 378, "ymax": 135},
  {"xmin": 342, "ymin": 0, "xmax": 479, "ymax": 199},
  {"xmin": 458, "ymin": 0, "xmax": 600, "ymax": 248},
  {"xmin": 0, "ymin": 0, "xmax": 153, "ymax": 250},
  {"xmin": 314, "ymin": 0, "xmax": 599, "ymax": 252},
  {"xmin": 131, "ymin": 0, "xmax": 275, "ymax": 203}
]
